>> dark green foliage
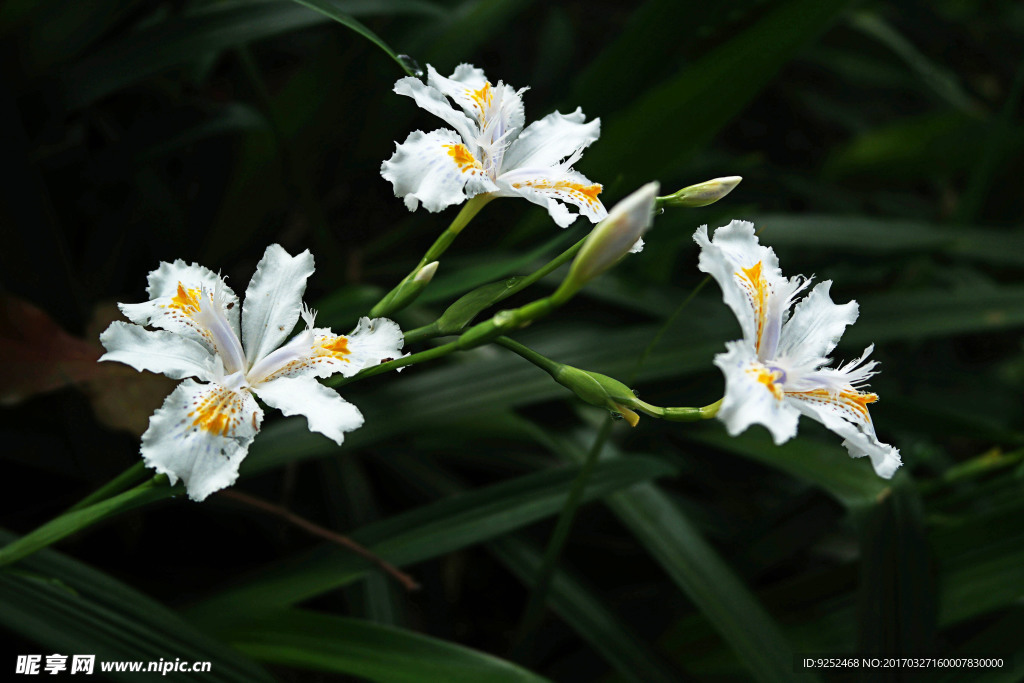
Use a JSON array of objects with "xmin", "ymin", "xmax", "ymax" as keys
[{"xmin": 2, "ymin": 0, "xmax": 1023, "ymax": 681}]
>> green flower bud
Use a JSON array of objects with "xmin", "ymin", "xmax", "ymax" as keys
[
  {"xmin": 371, "ymin": 262, "xmax": 439, "ymax": 317},
  {"xmin": 657, "ymin": 176, "xmax": 742, "ymax": 209},
  {"xmin": 552, "ymin": 365, "xmax": 642, "ymax": 427},
  {"xmin": 555, "ymin": 182, "xmax": 659, "ymax": 303}
]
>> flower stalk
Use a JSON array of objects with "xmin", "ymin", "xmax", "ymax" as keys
[
  {"xmin": 370, "ymin": 194, "xmax": 493, "ymax": 317},
  {"xmin": 0, "ymin": 475, "xmax": 175, "ymax": 567}
]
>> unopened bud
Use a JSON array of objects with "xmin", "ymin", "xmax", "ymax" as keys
[
  {"xmin": 371, "ymin": 262, "xmax": 440, "ymax": 317},
  {"xmin": 552, "ymin": 365, "xmax": 643, "ymax": 427},
  {"xmin": 657, "ymin": 176, "xmax": 741, "ymax": 209},
  {"xmin": 555, "ymin": 182, "xmax": 659, "ymax": 302},
  {"xmin": 414, "ymin": 261, "xmax": 439, "ymax": 283}
]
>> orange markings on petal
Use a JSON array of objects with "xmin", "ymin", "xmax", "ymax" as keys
[
  {"xmin": 169, "ymin": 283, "xmax": 202, "ymax": 313},
  {"xmin": 188, "ymin": 388, "xmax": 241, "ymax": 436},
  {"xmin": 788, "ymin": 388, "xmax": 878, "ymax": 421},
  {"xmin": 735, "ymin": 261, "xmax": 768, "ymax": 353},
  {"xmin": 510, "ymin": 179, "xmax": 603, "ymax": 206},
  {"xmin": 318, "ymin": 335, "xmax": 351, "ymax": 362},
  {"xmin": 443, "ymin": 144, "xmax": 483, "ymax": 174},
  {"xmin": 468, "ymin": 82, "xmax": 493, "ymax": 111},
  {"xmin": 748, "ymin": 366, "xmax": 784, "ymax": 400}
]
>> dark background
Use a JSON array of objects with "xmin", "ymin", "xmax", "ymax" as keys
[{"xmin": 2, "ymin": 0, "xmax": 1023, "ymax": 681}]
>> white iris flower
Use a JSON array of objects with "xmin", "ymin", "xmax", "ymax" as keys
[
  {"xmin": 99, "ymin": 245, "xmax": 404, "ymax": 501},
  {"xmin": 382, "ymin": 63, "xmax": 608, "ymax": 228},
  {"xmin": 695, "ymin": 221, "xmax": 901, "ymax": 478}
]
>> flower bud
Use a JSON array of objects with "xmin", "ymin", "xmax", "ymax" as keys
[
  {"xmin": 552, "ymin": 365, "xmax": 642, "ymax": 427},
  {"xmin": 555, "ymin": 182, "xmax": 659, "ymax": 302},
  {"xmin": 413, "ymin": 261, "xmax": 439, "ymax": 283},
  {"xmin": 657, "ymin": 176, "xmax": 741, "ymax": 209},
  {"xmin": 371, "ymin": 262, "xmax": 440, "ymax": 317}
]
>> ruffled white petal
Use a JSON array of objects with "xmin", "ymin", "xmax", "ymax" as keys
[
  {"xmin": 254, "ymin": 375, "xmax": 363, "ymax": 446},
  {"xmin": 241, "ymin": 244, "xmax": 315, "ymax": 367},
  {"xmin": 344, "ymin": 316, "xmax": 405, "ymax": 369},
  {"xmin": 426, "ymin": 63, "xmax": 489, "ymax": 110},
  {"xmin": 248, "ymin": 315, "xmax": 405, "ymax": 383},
  {"xmin": 138, "ymin": 259, "xmax": 241, "ymax": 334},
  {"xmin": 776, "ymin": 281, "xmax": 859, "ymax": 366},
  {"xmin": 393, "ymin": 75, "xmax": 479, "ymax": 147},
  {"xmin": 381, "ymin": 129, "xmax": 498, "ymax": 212},
  {"xmin": 99, "ymin": 321, "xmax": 215, "ymax": 382},
  {"xmin": 141, "ymin": 379, "xmax": 263, "ymax": 501},
  {"xmin": 502, "ymin": 108, "xmax": 600, "ymax": 171},
  {"xmin": 120, "ymin": 262, "xmax": 242, "ymax": 366},
  {"xmin": 794, "ymin": 345, "xmax": 878, "ymax": 394},
  {"xmin": 713, "ymin": 340, "xmax": 800, "ymax": 445},
  {"xmin": 694, "ymin": 220, "xmax": 798, "ymax": 358},
  {"xmin": 424, "ymin": 65, "xmax": 525, "ymax": 141},
  {"xmin": 497, "ymin": 168, "xmax": 607, "ymax": 228},
  {"xmin": 789, "ymin": 392, "xmax": 901, "ymax": 478}
]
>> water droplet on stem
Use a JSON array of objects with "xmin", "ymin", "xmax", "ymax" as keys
[{"xmin": 397, "ymin": 54, "xmax": 424, "ymax": 78}]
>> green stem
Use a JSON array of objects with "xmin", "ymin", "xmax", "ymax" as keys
[
  {"xmin": 633, "ymin": 397, "xmax": 723, "ymax": 421},
  {"xmin": 401, "ymin": 322, "xmax": 442, "ymax": 346},
  {"xmin": 66, "ymin": 461, "xmax": 149, "ymax": 513},
  {"xmin": 494, "ymin": 236, "xmax": 586, "ymax": 305},
  {"xmin": 327, "ymin": 340, "xmax": 461, "ymax": 388},
  {"xmin": 512, "ymin": 416, "xmax": 615, "ymax": 659},
  {"xmin": 421, "ymin": 193, "xmax": 493, "ymax": 263},
  {"xmin": 400, "ymin": 235, "xmax": 588, "ymax": 346},
  {"xmin": 370, "ymin": 194, "xmax": 493, "ymax": 317},
  {"xmin": 0, "ymin": 475, "xmax": 176, "ymax": 567},
  {"xmin": 494, "ymin": 336, "xmax": 562, "ymax": 375}
]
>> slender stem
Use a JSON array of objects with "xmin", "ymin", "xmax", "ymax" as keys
[
  {"xmin": 634, "ymin": 397, "xmax": 723, "ymax": 421},
  {"xmin": 419, "ymin": 193, "xmax": 493, "ymax": 264},
  {"xmin": 0, "ymin": 475, "xmax": 174, "ymax": 567},
  {"xmin": 512, "ymin": 417, "xmax": 615, "ymax": 659},
  {"xmin": 513, "ymin": 273, "xmax": 719, "ymax": 656},
  {"xmin": 218, "ymin": 490, "xmax": 419, "ymax": 592},
  {"xmin": 401, "ymin": 322, "xmax": 442, "ymax": 346},
  {"xmin": 326, "ymin": 340, "xmax": 461, "ymax": 388},
  {"xmin": 629, "ymin": 275, "xmax": 711, "ymax": 384},
  {"xmin": 400, "ymin": 235, "xmax": 588, "ymax": 346},
  {"xmin": 66, "ymin": 461, "xmax": 148, "ymax": 512},
  {"xmin": 370, "ymin": 194, "xmax": 493, "ymax": 317},
  {"xmin": 494, "ymin": 336, "xmax": 561, "ymax": 375},
  {"xmin": 493, "ymin": 236, "xmax": 587, "ymax": 306}
]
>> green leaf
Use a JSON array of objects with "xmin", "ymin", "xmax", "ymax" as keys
[
  {"xmin": 753, "ymin": 214, "xmax": 1024, "ymax": 267},
  {"xmin": 0, "ymin": 479, "xmax": 179, "ymax": 568},
  {"xmin": 230, "ymin": 609, "xmax": 551, "ymax": 682},
  {"xmin": 683, "ymin": 429, "xmax": 890, "ymax": 512},
  {"xmin": 186, "ymin": 456, "xmax": 678, "ymax": 628},
  {"xmin": 847, "ymin": 12, "xmax": 979, "ymax": 114},
  {"xmin": 431, "ymin": 279, "xmax": 522, "ymax": 334},
  {"xmin": 856, "ymin": 484, "xmax": 937, "ymax": 658},
  {"xmin": 932, "ymin": 609, "xmax": 1024, "ymax": 683},
  {"xmin": 846, "ymin": 286, "xmax": 1024, "ymax": 346},
  {"xmin": 0, "ymin": 530, "xmax": 273, "ymax": 683},
  {"xmin": 585, "ymin": 0, "xmax": 852, "ymax": 182},
  {"xmin": 931, "ymin": 497, "xmax": 1024, "ymax": 626},
  {"xmin": 287, "ymin": 0, "xmax": 440, "ymax": 76},
  {"xmin": 552, "ymin": 439, "xmax": 820, "ymax": 683},
  {"xmin": 59, "ymin": 0, "xmax": 437, "ymax": 109},
  {"xmin": 490, "ymin": 536, "xmax": 686, "ymax": 683}
]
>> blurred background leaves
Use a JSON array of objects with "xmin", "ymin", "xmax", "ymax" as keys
[{"xmin": 1, "ymin": 0, "xmax": 1023, "ymax": 680}]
